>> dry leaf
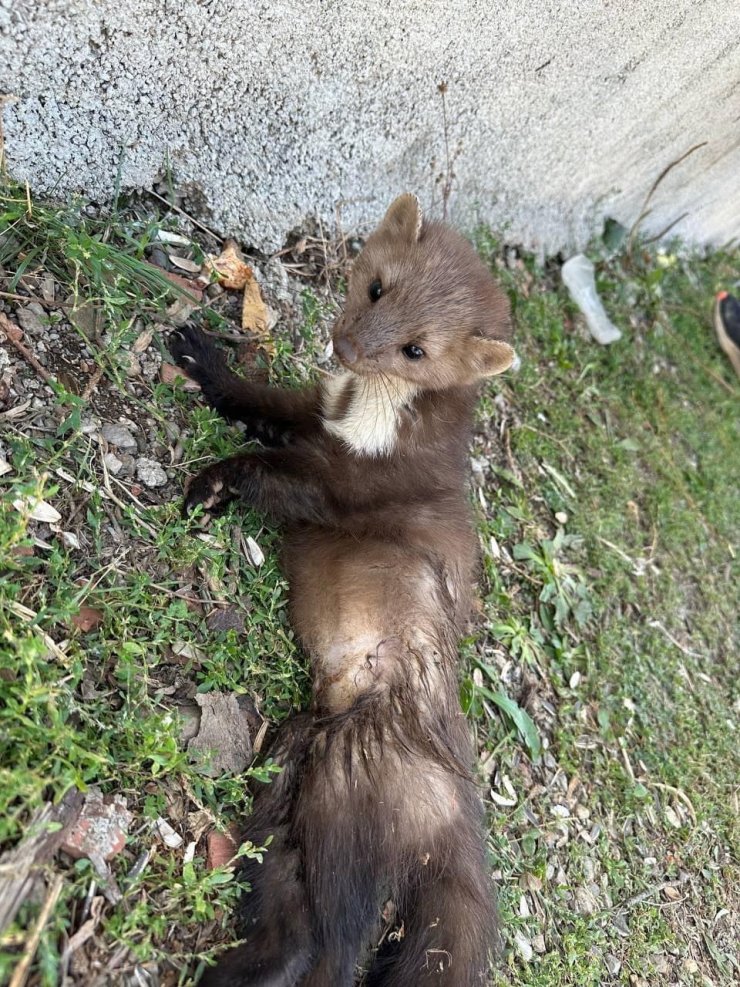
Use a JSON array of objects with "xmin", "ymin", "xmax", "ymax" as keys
[
  {"xmin": 160, "ymin": 362, "xmax": 202, "ymax": 391},
  {"xmin": 244, "ymin": 536, "xmax": 265, "ymax": 567},
  {"xmin": 242, "ymin": 273, "xmax": 275, "ymax": 355},
  {"xmin": 72, "ymin": 606, "xmax": 104, "ymax": 633},
  {"xmin": 13, "ymin": 497, "xmax": 61, "ymax": 524},
  {"xmin": 142, "ymin": 261, "xmax": 204, "ymax": 301},
  {"xmin": 169, "ymin": 254, "xmax": 202, "ymax": 275},
  {"xmin": 205, "ymin": 239, "xmax": 252, "ymax": 290},
  {"xmin": 132, "ymin": 326, "xmax": 155, "ymax": 354}
]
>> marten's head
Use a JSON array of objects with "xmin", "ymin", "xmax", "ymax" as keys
[{"xmin": 333, "ymin": 194, "xmax": 515, "ymax": 390}]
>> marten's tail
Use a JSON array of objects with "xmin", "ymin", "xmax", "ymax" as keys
[{"xmin": 200, "ymin": 690, "xmax": 496, "ymax": 987}]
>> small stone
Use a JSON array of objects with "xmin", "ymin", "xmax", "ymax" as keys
[
  {"xmin": 569, "ymin": 670, "xmax": 581, "ymax": 688},
  {"xmin": 16, "ymin": 303, "xmax": 46, "ymax": 334},
  {"xmin": 513, "ymin": 930, "xmax": 533, "ymax": 962},
  {"xmin": 136, "ymin": 458, "xmax": 168, "ymax": 488},
  {"xmin": 61, "ymin": 531, "xmax": 80, "ymax": 550},
  {"xmin": 101, "ymin": 423, "xmax": 137, "ymax": 452},
  {"xmin": 206, "ymin": 608, "xmax": 247, "ymax": 635},
  {"xmin": 664, "ymin": 805, "xmax": 682, "ymax": 829},
  {"xmin": 551, "ymin": 804, "xmax": 571, "ymax": 818},
  {"xmin": 605, "ymin": 954, "xmax": 621, "ymax": 976},
  {"xmin": 555, "ymin": 511, "xmax": 568, "ymax": 524},
  {"xmin": 652, "ymin": 955, "xmax": 670, "ymax": 975},
  {"xmin": 574, "ymin": 886, "xmax": 599, "ymax": 914},
  {"xmin": 60, "ymin": 788, "xmax": 132, "ymax": 861},
  {"xmin": 103, "ymin": 452, "xmax": 124, "ymax": 475},
  {"xmin": 532, "ymin": 934, "xmax": 546, "ymax": 954}
]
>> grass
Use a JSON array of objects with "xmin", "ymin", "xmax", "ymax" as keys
[{"xmin": 0, "ymin": 180, "xmax": 737, "ymax": 985}]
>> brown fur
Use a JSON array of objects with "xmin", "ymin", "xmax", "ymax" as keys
[{"xmin": 169, "ymin": 194, "xmax": 515, "ymax": 986}]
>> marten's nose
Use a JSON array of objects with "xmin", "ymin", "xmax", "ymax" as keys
[{"xmin": 334, "ymin": 334, "xmax": 360, "ymax": 367}]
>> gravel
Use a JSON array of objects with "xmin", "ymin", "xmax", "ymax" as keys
[
  {"xmin": 101, "ymin": 423, "xmax": 138, "ymax": 452},
  {"xmin": 135, "ymin": 457, "xmax": 168, "ymax": 488}
]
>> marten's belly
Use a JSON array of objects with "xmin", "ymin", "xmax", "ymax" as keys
[{"xmin": 285, "ymin": 530, "xmax": 471, "ymax": 712}]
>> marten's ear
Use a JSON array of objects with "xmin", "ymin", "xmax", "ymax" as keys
[
  {"xmin": 378, "ymin": 193, "xmax": 423, "ymax": 244},
  {"xmin": 470, "ymin": 338, "xmax": 516, "ymax": 378}
]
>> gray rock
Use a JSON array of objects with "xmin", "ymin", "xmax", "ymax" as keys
[
  {"xmin": 103, "ymin": 451, "xmax": 124, "ymax": 475},
  {"xmin": 135, "ymin": 457, "xmax": 168, "ymax": 488},
  {"xmin": 101, "ymin": 423, "xmax": 137, "ymax": 452},
  {"xmin": 605, "ymin": 954, "xmax": 621, "ymax": 977},
  {"xmin": 16, "ymin": 303, "xmax": 46, "ymax": 335}
]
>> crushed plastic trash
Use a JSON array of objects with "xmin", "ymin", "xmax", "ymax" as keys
[{"xmin": 561, "ymin": 254, "xmax": 622, "ymax": 345}]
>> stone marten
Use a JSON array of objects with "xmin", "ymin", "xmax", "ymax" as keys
[{"xmin": 170, "ymin": 194, "xmax": 515, "ymax": 986}]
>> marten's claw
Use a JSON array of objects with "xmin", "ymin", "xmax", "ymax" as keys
[
  {"xmin": 169, "ymin": 325, "xmax": 227, "ymax": 392},
  {"xmin": 182, "ymin": 467, "xmax": 231, "ymax": 519}
]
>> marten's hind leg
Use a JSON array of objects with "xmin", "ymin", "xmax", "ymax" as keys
[
  {"xmin": 199, "ymin": 721, "xmax": 316, "ymax": 987},
  {"xmin": 366, "ymin": 804, "xmax": 496, "ymax": 987}
]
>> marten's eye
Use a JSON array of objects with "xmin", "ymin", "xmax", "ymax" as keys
[
  {"xmin": 368, "ymin": 279, "xmax": 383, "ymax": 303},
  {"xmin": 402, "ymin": 344, "xmax": 425, "ymax": 360}
]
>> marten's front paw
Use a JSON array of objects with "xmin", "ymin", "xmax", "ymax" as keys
[
  {"xmin": 182, "ymin": 466, "xmax": 233, "ymax": 519},
  {"xmin": 169, "ymin": 326, "xmax": 230, "ymax": 406}
]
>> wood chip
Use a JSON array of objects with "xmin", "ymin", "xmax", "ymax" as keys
[{"xmin": 187, "ymin": 692, "xmax": 254, "ymax": 777}]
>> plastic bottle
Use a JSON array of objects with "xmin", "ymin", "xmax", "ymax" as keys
[{"xmin": 561, "ymin": 254, "xmax": 622, "ymax": 345}]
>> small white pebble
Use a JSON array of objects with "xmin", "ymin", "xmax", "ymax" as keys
[
  {"xmin": 514, "ymin": 930, "xmax": 533, "ymax": 962},
  {"xmin": 551, "ymin": 804, "xmax": 571, "ymax": 818}
]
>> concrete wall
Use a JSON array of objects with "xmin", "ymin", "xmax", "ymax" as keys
[{"xmin": 2, "ymin": 0, "xmax": 739, "ymax": 253}]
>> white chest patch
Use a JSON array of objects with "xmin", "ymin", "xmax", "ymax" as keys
[{"xmin": 322, "ymin": 372, "xmax": 418, "ymax": 457}]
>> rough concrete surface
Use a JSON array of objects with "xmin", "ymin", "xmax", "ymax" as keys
[{"xmin": 1, "ymin": 1, "xmax": 739, "ymax": 252}]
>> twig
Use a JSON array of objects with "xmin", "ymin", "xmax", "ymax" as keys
[
  {"xmin": 643, "ymin": 210, "xmax": 689, "ymax": 244},
  {"xmin": 652, "ymin": 782, "xmax": 698, "ymax": 826},
  {"xmin": 0, "ymin": 289, "xmax": 63, "ymax": 309},
  {"xmin": 627, "ymin": 142, "xmax": 707, "ymax": 254},
  {"xmin": 147, "ymin": 188, "xmax": 223, "ymax": 242},
  {"xmin": 0, "ymin": 313, "xmax": 55, "ymax": 386},
  {"xmin": 437, "ymin": 82, "xmax": 453, "ymax": 221},
  {"xmin": 647, "ymin": 619, "xmax": 703, "ymax": 659},
  {"xmin": 81, "ymin": 364, "xmax": 105, "ymax": 400},
  {"xmin": 618, "ymin": 737, "xmax": 636, "ymax": 782},
  {"xmin": 596, "ymin": 536, "xmax": 636, "ymax": 568},
  {"xmin": 615, "ymin": 878, "xmax": 685, "ymax": 913},
  {"xmin": 8, "ymin": 873, "xmax": 63, "ymax": 987},
  {"xmin": 7, "ymin": 602, "xmax": 71, "ymax": 665}
]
